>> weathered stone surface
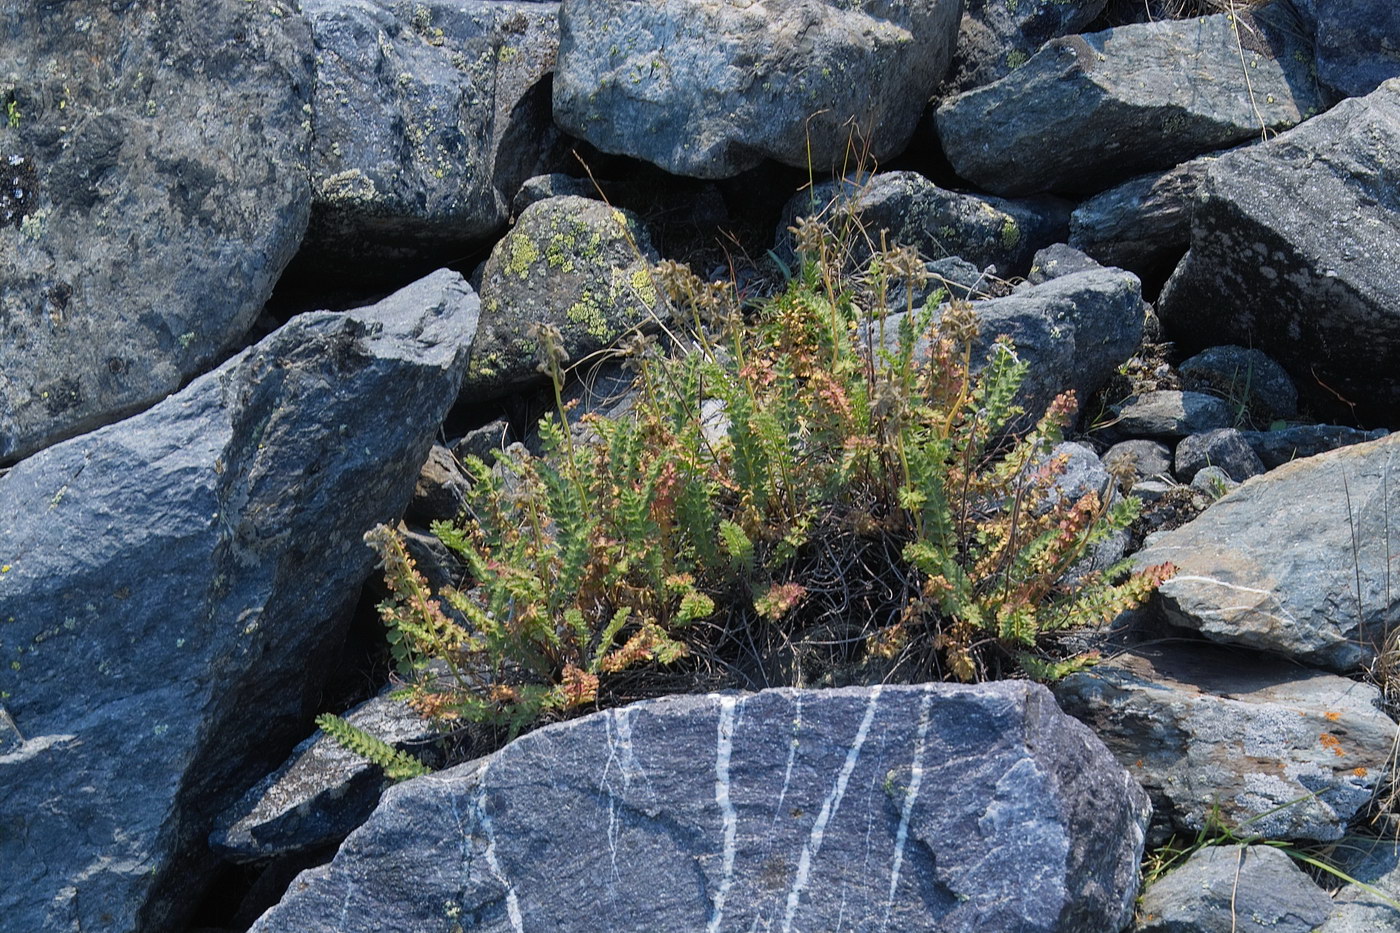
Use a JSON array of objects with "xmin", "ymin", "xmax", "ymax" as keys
[
  {"xmin": 0, "ymin": 269, "xmax": 478, "ymax": 932},
  {"xmin": 511, "ymin": 172, "xmax": 597, "ymax": 215},
  {"xmin": 302, "ymin": 0, "xmax": 561, "ymax": 271},
  {"xmin": 211, "ymin": 692, "xmax": 445, "ymax": 862},
  {"xmin": 1292, "ymin": 0, "xmax": 1400, "ymax": 99},
  {"xmin": 1103, "ymin": 439, "xmax": 1173, "ymax": 484},
  {"xmin": 1068, "ymin": 149, "xmax": 1237, "ymax": 278},
  {"xmin": 466, "ymin": 195, "xmax": 662, "ymax": 394},
  {"xmin": 1174, "ymin": 428, "xmax": 1265, "ymax": 483},
  {"xmin": 1133, "ymin": 432, "xmax": 1400, "ymax": 671},
  {"xmin": 1241, "ymin": 424, "xmax": 1390, "ymax": 470},
  {"xmin": 251, "ymin": 682, "xmax": 1150, "ymax": 933},
  {"xmin": 1108, "ymin": 391, "xmax": 1234, "ymax": 441},
  {"xmin": 1026, "ymin": 243, "xmax": 1101, "ymax": 285},
  {"xmin": 1319, "ymin": 838, "xmax": 1400, "ymax": 931},
  {"xmin": 1157, "ymin": 79, "xmax": 1400, "ymax": 414},
  {"xmin": 1135, "ymin": 844, "xmax": 1333, "ymax": 933},
  {"xmin": 940, "ymin": 0, "xmax": 1107, "ymax": 96},
  {"xmin": 781, "ymin": 170, "xmax": 1071, "ymax": 279},
  {"xmin": 553, "ymin": 0, "xmax": 962, "ymax": 178},
  {"xmin": 884, "ymin": 268, "xmax": 1143, "ymax": 429},
  {"xmin": 0, "ymin": 0, "xmax": 313, "ymax": 462},
  {"xmin": 1178, "ymin": 345, "xmax": 1298, "ymax": 425},
  {"xmin": 1056, "ymin": 644, "xmax": 1396, "ymax": 843},
  {"xmin": 409, "ymin": 443, "xmax": 470, "ymax": 522},
  {"xmin": 935, "ymin": 10, "xmax": 1326, "ymax": 196}
]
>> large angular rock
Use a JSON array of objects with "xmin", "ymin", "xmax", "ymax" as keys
[
  {"xmin": 1240, "ymin": 424, "xmax": 1390, "ymax": 470},
  {"xmin": 1133, "ymin": 432, "xmax": 1400, "ymax": 672},
  {"xmin": 0, "ymin": 270, "xmax": 477, "ymax": 933},
  {"xmin": 1319, "ymin": 838, "xmax": 1400, "ymax": 930},
  {"xmin": 1056, "ymin": 644, "xmax": 1396, "ymax": 842},
  {"xmin": 301, "ymin": 0, "xmax": 562, "ymax": 273},
  {"xmin": 1290, "ymin": 0, "xmax": 1400, "ymax": 99},
  {"xmin": 466, "ymin": 195, "xmax": 662, "ymax": 394},
  {"xmin": 940, "ymin": 0, "xmax": 1107, "ymax": 96},
  {"xmin": 1136, "ymin": 844, "xmax": 1333, "ymax": 933},
  {"xmin": 0, "ymin": 0, "xmax": 313, "ymax": 463},
  {"xmin": 781, "ymin": 170, "xmax": 1071, "ymax": 279},
  {"xmin": 1067, "ymin": 149, "xmax": 1238, "ymax": 278},
  {"xmin": 553, "ymin": 0, "xmax": 962, "ymax": 178},
  {"xmin": 251, "ymin": 682, "xmax": 1150, "ymax": 933},
  {"xmin": 934, "ymin": 9, "xmax": 1326, "ymax": 196},
  {"xmin": 1157, "ymin": 79, "xmax": 1400, "ymax": 415}
]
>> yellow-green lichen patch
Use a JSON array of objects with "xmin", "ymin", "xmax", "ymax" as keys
[
  {"xmin": 504, "ymin": 233, "xmax": 541, "ymax": 278},
  {"xmin": 546, "ymin": 232, "xmax": 577, "ymax": 272},
  {"xmin": 1000, "ymin": 217, "xmax": 1021, "ymax": 252},
  {"xmin": 320, "ymin": 169, "xmax": 378, "ymax": 205},
  {"xmin": 566, "ymin": 289, "xmax": 612, "ymax": 341}
]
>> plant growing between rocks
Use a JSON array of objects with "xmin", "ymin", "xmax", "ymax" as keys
[{"xmin": 338, "ymin": 215, "xmax": 1174, "ymax": 762}]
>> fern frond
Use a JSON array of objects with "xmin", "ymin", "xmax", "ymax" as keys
[{"xmin": 316, "ymin": 713, "xmax": 432, "ymax": 782}]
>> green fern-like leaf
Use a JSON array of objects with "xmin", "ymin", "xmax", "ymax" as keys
[{"xmin": 315, "ymin": 713, "xmax": 432, "ymax": 782}]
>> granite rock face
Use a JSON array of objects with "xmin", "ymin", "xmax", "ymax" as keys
[
  {"xmin": 935, "ymin": 10, "xmax": 1326, "ymax": 196},
  {"xmin": 1133, "ymin": 432, "xmax": 1400, "ymax": 672},
  {"xmin": 1056, "ymin": 644, "xmax": 1396, "ymax": 843},
  {"xmin": 0, "ymin": 269, "xmax": 478, "ymax": 933},
  {"xmin": 302, "ymin": 0, "xmax": 562, "ymax": 272},
  {"xmin": 553, "ymin": 0, "xmax": 962, "ymax": 178},
  {"xmin": 0, "ymin": 0, "xmax": 313, "ymax": 462},
  {"xmin": 940, "ymin": 0, "xmax": 1107, "ymax": 96},
  {"xmin": 251, "ymin": 682, "xmax": 1150, "ymax": 933},
  {"xmin": 1157, "ymin": 79, "xmax": 1400, "ymax": 416}
]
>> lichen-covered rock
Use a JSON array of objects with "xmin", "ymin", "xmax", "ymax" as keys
[
  {"xmin": 301, "ymin": 0, "xmax": 562, "ymax": 274},
  {"xmin": 1174, "ymin": 428, "xmax": 1265, "ymax": 483},
  {"xmin": 1178, "ymin": 345, "xmax": 1298, "ymax": 425},
  {"xmin": 1106, "ymin": 391, "xmax": 1235, "ymax": 441},
  {"xmin": 466, "ymin": 195, "xmax": 662, "ymax": 394},
  {"xmin": 553, "ymin": 0, "xmax": 962, "ymax": 178},
  {"xmin": 940, "ymin": 0, "xmax": 1107, "ymax": 96},
  {"xmin": 935, "ymin": 9, "xmax": 1326, "ymax": 195},
  {"xmin": 779, "ymin": 170, "xmax": 1071, "ymax": 279},
  {"xmin": 1133, "ymin": 432, "xmax": 1400, "ymax": 671},
  {"xmin": 1156, "ymin": 79, "xmax": 1400, "ymax": 416},
  {"xmin": 0, "ymin": 0, "xmax": 313, "ymax": 462},
  {"xmin": 1057, "ymin": 644, "xmax": 1395, "ymax": 842},
  {"xmin": 251, "ymin": 682, "xmax": 1150, "ymax": 933},
  {"xmin": 1290, "ymin": 0, "xmax": 1400, "ymax": 99},
  {"xmin": 0, "ymin": 269, "xmax": 477, "ymax": 933}
]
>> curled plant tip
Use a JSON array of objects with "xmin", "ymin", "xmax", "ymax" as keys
[
  {"xmin": 653, "ymin": 258, "xmax": 702, "ymax": 305},
  {"xmin": 788, "ymin": 215, "xmax": 831, "ymax": 261},
  {"xmin": 528, "ymin": 321, "xmax": 570, "ymax": 373},
  {"xmin": 619, "ymin": 331, "xmax": 660, "ymax": 373}
]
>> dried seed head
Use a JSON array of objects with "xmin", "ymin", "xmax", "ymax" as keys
[{"xmin": 788, "ymin": 215, "xmax": 831, "ymax": 261}]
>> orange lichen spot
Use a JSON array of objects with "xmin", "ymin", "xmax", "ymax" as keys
[
  {"xmin": 1319, "ymin": 733, "xmax": 1345, "ymax": 757},
  {"xmin": 1324, "ymin": 711, "xmax": 1342, "ymax": 722},
  {"xmin": 1353, "ymin": 767, "xmax": 1369, "ymax": 778}
]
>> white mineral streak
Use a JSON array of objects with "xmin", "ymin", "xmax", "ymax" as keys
[
  {"xmin": 781, "ymin": 685, "xmax": 883, "ymax": 933},
  {"xmin": 475, "ymin": 777, "xmax": 524, "ymax": 933},
  {"xmin": 707, "ymin": 696, "xmax": 740, "ymax": 933},
  {"xmin": 883, "ymin": 689, "xmax": 933, "ymax": 931},
  {"xmin": 771, "ymin": 695, "xmax": 802, "ymax": 828},
  {"xmin": 1165, "ymin": 575, "xmax": 1299, "ymax": 622},
  {"xmin": 602, "ymin": 707, "xmax": 642, "ymax": 885}
]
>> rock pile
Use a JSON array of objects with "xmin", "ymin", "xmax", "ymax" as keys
[{"xmin": 2, "ymin": 0, "xmax": 1398, "ymax": 930}]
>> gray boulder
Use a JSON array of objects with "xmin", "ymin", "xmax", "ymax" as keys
[
  {"xmin": 1107, "ymin": 391, "xmax": 1235, "ymax": 441},
  {"xmin": 409, "ymin": 443, "xmax": 471, "ymax": 522},
  {"xmin": 1157, "ymin": 79, "xmax": 1400, "ymax": 414},
  {"xmin": 780, "ymin": 170, "xmax": 1071, "ymax": 279},
  {"xmin": 1174, "ymin": 428, "xmax": 1265, "ymax": 483},
  {"xmin": 553, "ymin": 0, "xmax": 962, "ymax": 178},
  {"xmin": 940, "ymin": 0, "xmax": 1107, "ymax": 96},
  {"xmin": 466, "ymin": 195, "xmax": 662, "ymax": 394},
  {"xmin": 0, "ymin": 0, "xmax": 312, "ymax": 462},
  {"xmin": 1319, "ymin": 838, "xmax": 1400, "ymax": 931},
  {"xmin": 1292, "ymin": 0, "xmax": 1400, "ymax": 99},
  {"xmin": 1068, "ymin": 149, "xmax": 1239, "ymax": 278},
  {"xmin": 1025, "ymin": 243, "xmax": 1102, "ymax": 285},
  {"xmin": 934, "ymin": 9, "xmax": 1326, "ymax": 196},
  {"xmin": 301, "ymin": 0, "xmax": 561, "ymax": 272},
  {"xmin": 0, "ymin": 269, "xmax": 478, "ymax": 932},
  {"xmin": 1136, "ymin": 844, "xmax": 1333, "ymax": 933},
  {"xmin": 1178, "ymin": 345, "xmax": 1298, "ymax": 425},
  {"xmin": 1103, "ymin": 439, "xmax": 1173, "ymax": 484},
  {"xmin": 251, "ymin": 682, "xmax": 1150, "ymax": 933},
  {"xmin": 1133, "ymin": 432, "xmax": 1400, "ymax": 672},
  {"xmin": 883, "ymin": 267, "xmax": 1144, "ymax": 428},
  {"xmin": 211, "ymin": 691, "xmax": 446, "ymax": 862},
  {"xmin": 1241, "ymin": 424, "xmax": 1390, "ymax": 469},
  {"xmin": 1056, "ymin": 644, "xmax": 1395, "ymax": 843}
]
